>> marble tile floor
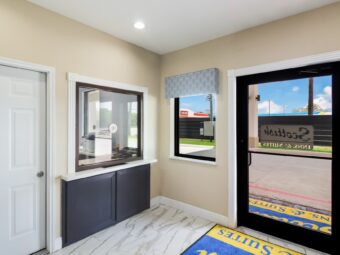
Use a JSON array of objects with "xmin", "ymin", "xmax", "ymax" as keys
[
  {"xmin": 52, "ymin": 204, "xmax": 328, "ymax": 255},
  {"xmin": 32, "ymin": 249, "xmax": 49, "ymax": 255},
  {"xmin": 53, "ymin": 204, "xmax": 214, "ymax": 255}
]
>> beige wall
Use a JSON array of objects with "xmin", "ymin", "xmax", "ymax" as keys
[
  {"xmin": 0, "ymin": 0, "xmax": 161, "ymax": 238},
  {"xmin": 159, "ymin": 2, "xmax": 340, "ymax": 217},
  {"xmin": 1, "ymin": 0, "xmax": 340, "ymax": 245}
]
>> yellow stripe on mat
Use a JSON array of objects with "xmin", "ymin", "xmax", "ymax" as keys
[
  {"xmin": 249, "ymin": 198, "xmax": 331, "ymax": 225},
  {"xmin": 207, "ymin": 225, "xmax": 303, "ymax": 255}
]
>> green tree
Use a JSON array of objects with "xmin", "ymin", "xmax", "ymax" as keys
[{"xmin": 293, "ymin": 103, "xmax": 322, "ymax": 113}]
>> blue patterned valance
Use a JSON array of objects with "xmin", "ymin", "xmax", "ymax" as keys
[{"xmin": 165, "ymin": 68, "xmax": 219, "ymax": 98}]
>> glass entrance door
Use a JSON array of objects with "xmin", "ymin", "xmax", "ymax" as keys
[{"xmin": 236, "ymin": 62, "xmax": 339, "ymax": 254}]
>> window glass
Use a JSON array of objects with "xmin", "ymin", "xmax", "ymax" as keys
[
  {"xmin": 77, "ymin": 84, "xmax": 142, "ymax": 170},
  {"xmin": 248, "ymin": 75, "xmax": 332, "ymax": 235},
  {"xmin": 175, "ymin": 94, "xmax": 216, "ymax": 161}
]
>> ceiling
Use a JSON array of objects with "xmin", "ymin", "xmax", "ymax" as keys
[{"xmin": 28, "ymin": 0, "xmax": 339, "ymax": 54}]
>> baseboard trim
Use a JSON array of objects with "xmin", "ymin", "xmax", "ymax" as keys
[
  {"xmin": 53, "ymin": 236, "xmax": 62, "ymax": 252},
  {"xmin": 151, "ymin": 196, "xmax": 230, "ymax": 227},
  {"xmin": 150, "ymin": 195, "xmax": 161, "ymax": 207}
]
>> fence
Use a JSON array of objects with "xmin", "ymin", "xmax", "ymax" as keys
[
  {"xmin": 179, "ymin": 115, "xmax": 332, "ymax": 146},
  {"xmin": 258, "ymin": 115, "xmax": 332, "ymax": 146},
  {"xmin": 179, "ymin": 117, "xmax": 214, "ymax": 139}
]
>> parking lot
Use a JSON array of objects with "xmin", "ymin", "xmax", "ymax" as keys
[{"xmin": 249, "ymin": 153, "xmax": 332, "ymax": 212}]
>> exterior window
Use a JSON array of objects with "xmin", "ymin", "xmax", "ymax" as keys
[
  {"xmin": 76, "ymin": 83, "xmax": 142, "ymax": 171},
  {"xmin": 174, "ymin": 94, "xmax": 216, "ymax": 161}
]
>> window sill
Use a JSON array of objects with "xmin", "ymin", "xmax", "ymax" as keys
[
  {"xmin": 60, "ymin": 158, "xmax": 158, "ymax": 182},
  {"xmin": 169, "ymin": 156, "xmax": 217, "ymax": 166}
]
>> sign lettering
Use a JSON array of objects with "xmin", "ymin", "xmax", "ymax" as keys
[{"xmin": 259, "ymin": 125, "xmax": 314, "ymax": 150}]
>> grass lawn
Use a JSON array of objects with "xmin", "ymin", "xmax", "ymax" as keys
[
  {"xmin": 258, "ymin": 144, "xmax": 332, "ymax": 153},
  {"xmin": 312, "ymin": 146, "xmax": 333, "ymax": 153},
  {"xmin": 180, "ymin": 138, "xmax": 215, "ymax": 146}
]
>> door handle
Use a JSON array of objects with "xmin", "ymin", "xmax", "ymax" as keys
[
  {"xmin": 37, "ymin": 171, "xmax": 44, "ymax": 178},
  {"xmin": 248, "ymin": 152, "xmax": 252, "ymax": 166}
]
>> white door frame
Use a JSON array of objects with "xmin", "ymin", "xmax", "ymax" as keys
[
  {"xmin": 227, "ymin": 50, "xmax": 340, "ymax": 228},
  {"xmin": 0, "ymin": 57, "xmax": 56, "ymax": 252}
]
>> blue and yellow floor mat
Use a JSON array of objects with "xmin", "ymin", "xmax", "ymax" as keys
[
  {"xmin": 249, "ymin": 198, "xmax": 331, "ymax": 235},
  {"xmin": 182, "ymin": 224, "xmax": 303, "ymax": 255}
]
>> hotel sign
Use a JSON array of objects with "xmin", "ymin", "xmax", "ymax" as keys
[{"xmin": 259, "ymin": 125, "xmax": 314, "ymax": 150}]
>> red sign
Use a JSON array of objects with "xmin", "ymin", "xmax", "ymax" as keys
[
  {"xmin": 180, "ymin": 110, "xmax": 189, "ymax": 117},
  {"xmin": 194, "ymin": 112, "xmax": 209, "ymax": 117}
]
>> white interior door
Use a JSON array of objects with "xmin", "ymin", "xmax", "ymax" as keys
[{"xmin": 0, "ymin": 65, "xmax": 46, "ymax": 255}]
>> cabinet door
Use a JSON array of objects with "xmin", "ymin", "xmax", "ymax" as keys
[
  {"xmin": 116, "ymin": 164, "xmax": 150, "ymax": 222},
  {"xmin": 62, "ymin": 172, "xmax": 116, "ymax": 246}
]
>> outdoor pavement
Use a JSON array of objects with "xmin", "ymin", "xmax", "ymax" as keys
[
  {"xmin": 180, "ymin": 144, "xmax": 215, "ymax": 158},
  {"xmin": 249, "ymin": 153, "xmax": 332, "ymax": 212}
]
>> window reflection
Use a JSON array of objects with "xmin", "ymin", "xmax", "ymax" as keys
[{"xmin": 77, "ymin": 84, "xmax": 142, "ymax": 170}]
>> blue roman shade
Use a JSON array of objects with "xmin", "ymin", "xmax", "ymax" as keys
[{"xmin": 165, "ymin": 68, "xmax": 219, "ymax": 98}]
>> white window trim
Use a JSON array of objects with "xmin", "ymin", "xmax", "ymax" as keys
[
  {"xmin": 169, "ymin": 97, "xmax": 217, "ymax": 165},
  {"xmin": 0, "ymin": 57, "xmax": 56, "ymax": 252},
  {"xmin": 227, "ymin": 50, "xmax": 340, "ymax": 229},
  {"xmin": 67, "ymin": 72, "xmax": 149, "ymax": 174}
]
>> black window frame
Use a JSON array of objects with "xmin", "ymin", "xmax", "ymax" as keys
[
  {"xmin": 236, "ymin": 61, "xmax": 339, "ymax": 254},
  {"xmin": 174, "ymin": 97, "xmax": 216, "ymax": 162},
  {"xmin": 76, "ymin": 82, "xmax": 143, "ymax": 172}
]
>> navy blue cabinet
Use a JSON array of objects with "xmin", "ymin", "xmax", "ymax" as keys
[
  {"xmin": 116, "ymin": 164, "xmax": 150, "ymax": 221},
  {"xmin": 62, "ymin": 164, "xmax": 150, "ymax": 247}
]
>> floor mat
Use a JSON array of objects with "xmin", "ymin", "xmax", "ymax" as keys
[
  {"xmin": 181, "ymin": 224, "xmax": 303, "ymax": 255},
  {"xmin": 249, "ymin": 197, "xmax": 331, "ymax": 235}
]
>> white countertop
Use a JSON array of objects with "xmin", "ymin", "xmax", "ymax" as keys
[{"xmin": 61, "ymin": 159, "xmax": 157, "ymax": 182}]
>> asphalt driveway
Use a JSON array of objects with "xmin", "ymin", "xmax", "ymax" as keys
[{"xmin": 249, "ymin": 153, "xmax": 331, "ymax": 212}]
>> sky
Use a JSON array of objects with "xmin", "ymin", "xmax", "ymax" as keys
[
  {"xmin": 257, "ymin": 75, "xmax": 332, "ymax": 115},
  {"xmin": 180, "ymin": 94, "xmax": 216, "ymax": 114},
  {"xmin": 178, "ymin": 75, "xmax": 332, "ymax": 116}
]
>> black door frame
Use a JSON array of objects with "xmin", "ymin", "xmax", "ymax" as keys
[{"xmin": 236, "ymin": 61, "xmax": 339, "ymax": 254}]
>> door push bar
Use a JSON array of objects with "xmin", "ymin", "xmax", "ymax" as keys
[{"xmin": 248, "ymin": 152, "xmax": 252, "ymax": 166}]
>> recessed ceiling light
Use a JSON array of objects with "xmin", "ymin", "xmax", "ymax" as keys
[{"xmin": 134, "ymin": 21, "xmax": 145, "ymax": 30}]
